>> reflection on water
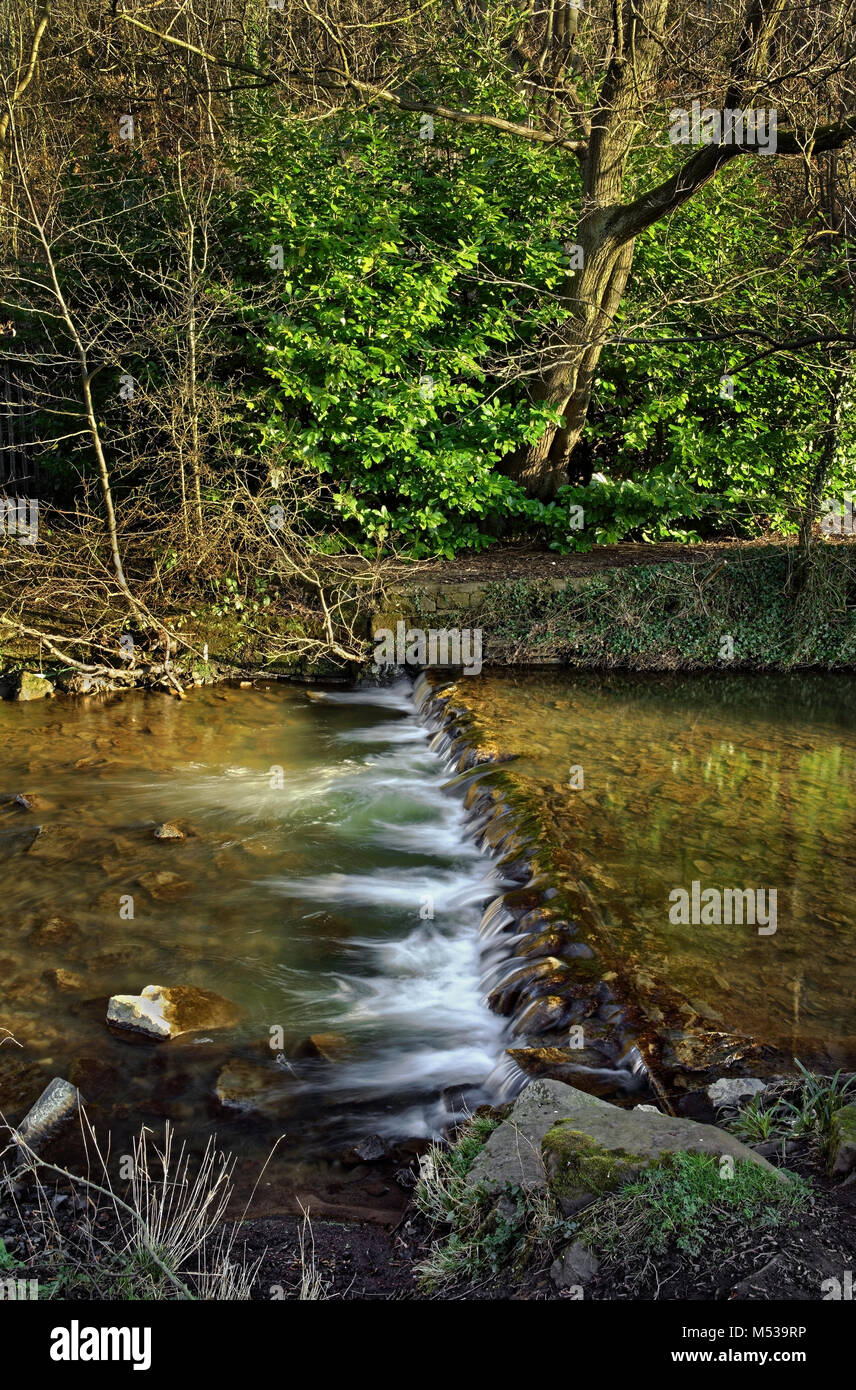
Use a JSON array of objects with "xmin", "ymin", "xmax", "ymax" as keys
[
  {"xmin": 462, "ymin": 670, "xmax": 856, "ymax": 1071},
  {"xmin": 0, "ymin": 680, "xmax": 506, "ymax": 1204},
  {"xmin": 4, "ymin": 667, "xmax": 853, "ymax": 1204}
]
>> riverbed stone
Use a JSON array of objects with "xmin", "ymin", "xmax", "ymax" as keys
[
  {"xmin": 294, "ymin": 1033, "xmax": 350, "ymax": 1062},
  {"xmin": 215, "ymin": 1059, "xmax": 293, "ymax": 1118},
  {"xmin": 107, "ymin": 984, "xmax": 241, "ymax": 1041},
  {"xmin": 508, "ymin": 1047, "xmax": 649, "ymax": 1101},
  {"xmin": 466, "ymin": 1078, "xmax": 783, "ymax": 1213},
  {"xmin": 11, "ymin": 671, "xmax": 54, "ymax": 701},
  {"xmin": 153, "ymin": 822, "xmax": 184, "ymax": 840},
  {"xmin": 509, "ymin": 995, "xmax": 582, "ymax": 1037},
  {"xmin": 659, "ymin": 1028, "xmax": 782, "ymax": 1087},
  {"xmin": 13, "ymin": 1077, "xmax": 83, "ymax": 1158},
  {"xmin": 489, "ymin": 958, "xmax": 570, "ymax": 1014},
  {"xmin": 513, "ymin": 927, "xmax": 580, "ymax": 962},
  {"xmin": 42, "ymin": 968, "xmax": 86, "ymax": 994},
  {"xmin": 707, "ymin": 1077, "xmax": 767, "ymax": 1109},
  {"xmin": 30, "ymin": 915, "xmax": 81, "ymax": 950},
  {"xmin": 550, "ymin": 1239, "xmax": 600, "ymax": 1290},
  {"xmin": 26, "ymin": 827, "xmax": 87, "ymax": 861},
  {"xmin": 137, "ymin": 870, "xmax": 193, "ymax": 901}
]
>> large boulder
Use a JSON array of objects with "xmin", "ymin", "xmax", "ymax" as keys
[
  {"xmin": 293, "ymin": 1033, "xmax": 350, "ymax": 1062},
  {"xmin": 466, "ymin": 1078, "xmax": 783, "ymax": 1215},
  {"xmin": 107, "ymin": 985, "xmax": 241, "ymax": 1041}
]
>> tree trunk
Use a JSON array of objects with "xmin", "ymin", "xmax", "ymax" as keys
[
  {"xmin": 793, "ymin": 318, "xmax": 854, "ymax": 586},
  {"xmin": 506, "ymin": 233, "xmax": 635, "ymax": 499}
]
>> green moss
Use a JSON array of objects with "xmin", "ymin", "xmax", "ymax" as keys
[
  {"xmin": 833, "ymin": 1104, "xmax": 856, "ymax": 1143},
  {"xmin": 581, "ymin": 1150, "xmax": 810, "ymax": 1277},
  {"xmin": 542, "ymin": 1121, "xmax": 649, "ymax": 1199}
]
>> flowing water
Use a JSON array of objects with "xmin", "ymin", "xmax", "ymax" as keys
[
  {"xmin": 2, "ymin": 668, "xmax": 854, "ymax": 1211},
  {"xmin": 459, "ymin": 669, "xmax": 856, "ymax": 1073},
  {"xmin": 0, "ymin": 679, "xmax": 507, "ymax": 1210}
]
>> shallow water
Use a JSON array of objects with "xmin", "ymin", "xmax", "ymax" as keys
[
  {"xmin": 3, "ymin": 668, "xmax": 854, "ymax": 1209},
  {"xmin": 0, "ymin": 679, "xmax": 507, "ymax": 1206},
  {"xmin": 461, "ymin": 669, "xmax": 856, "ymax": 1071}
]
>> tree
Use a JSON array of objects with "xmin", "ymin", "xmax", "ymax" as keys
[{"xmin": 117, "ymin": 0, "xmax": 856, "ymax": 497}]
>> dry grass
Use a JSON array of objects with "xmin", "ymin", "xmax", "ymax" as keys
[{"xmin": 0, "ymin": 1104, "xmax": 266, "ymax": 1300}]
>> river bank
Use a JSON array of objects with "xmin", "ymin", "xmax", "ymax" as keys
[{"xmin": 2, "ymin": 539, "xmax": 856, "ymax": 698}]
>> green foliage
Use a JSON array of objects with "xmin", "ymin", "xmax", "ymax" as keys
[
  {"xmin": 728, "ymin": 1096, "xmax": 785, "ymax": 1144},
  {"xmin": 26, "ymin": 88, "xmax": 856, "ymax": 558},
  {"xmin": 234, "ymin": 107, "xmax": 577, "ymax": 555},
  {"xmin": 230, "ymin": 108, "xmax": 855, "ymax": 556},
  {"xmin": 584, "ymin": 1151, "xmax": 810, "ymax": 1265},
  {"xmin": 776, "ymin": 1060, "xmax": 856, "ymax": 1167},
  {"xmin": 590, "ymin": 162, "xmax": 856, "ymax": 525},
  {"xmin": 455, "ymin": 550, "xmax": 856, "ymax": 667},
  {"xmin": 414, "ymin": 1113, "xmax": 574, "ymax": 1289},
  {"xmin": 542, "ymin": 476, "xmax": 710, "ymax": 550},
  {"xmin": 726, "ymin": 1063, "xmax": 856, "ymax": 1171}
]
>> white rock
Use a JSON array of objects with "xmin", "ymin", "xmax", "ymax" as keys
[
  {"xmin": 107, "ymin": 984, "xmax": 240, "ymax": 1041},
  {"xmin": 707, "ymin": 1077, "xmax": 766, "ymax": 1108}
]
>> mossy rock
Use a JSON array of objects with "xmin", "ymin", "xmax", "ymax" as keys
[
  {"xmin": 831, "ymin": 1103, "xmax": 856, "ymax": 1178},
  {"xmin": 11, "ymin": 670, "xmax": 54, "ymax": 701},
  {"xmin": 542, "ymin": 1120, "xmax": 651, "ymax": 1211},
  {"xmin": 465, "ymin": 1079, "xmax": 783, "ymax": 1208}
]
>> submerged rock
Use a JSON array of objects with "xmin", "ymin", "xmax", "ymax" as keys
[
  {"xmin": 153, "ymin": 822, "xmax": 184, "ymax": 841},
  {"xmin": 513, "ymin": 927, "xmax": 581, "ymax": 962},
  {"xmin": 510, "ymin": 993, "xmax": 591, "ymax": 1037},
  {"xmin": 13, "ymin": 1077, "xmax": 83, "ymax": 1159},
  {"xmin": 26, "ymin": 827, "xmax": 86, "ymax": 861},
  {"xmin": 344, "ymin": 1134, "xmax": 390, "ymax": 1164},
  {"xmin": 215, "ymin": 1059, "xmax": 293, "ymax": 1118},
  {"xmin": 137, "ymin": 870, "xmax": 193, "ymax": 901},
  {"xmin": 107, "ymin": 984, "xmax": 241, "ymax": 1041},
  {"xmin": 488, "ymin": 958, "xmax": 571, "ymax": 1015},
  {"xmin": 294, "ymin": 1033, "xmax": 350, "ymax": 1062},
  {"xmin": 659, "ymin": 1028, "xmax": 783, "ymax": 1087},
  {"xmin": 508, "ymin": 1047, "xmax": 649, "ymax": 1100},
  {"xmin": 42, "ymin": 968, "xmax": 86, "ymax": 994},
  {"xmin": 467, "ymin": 1078, "xmax": 783, "ymax": 1215}
]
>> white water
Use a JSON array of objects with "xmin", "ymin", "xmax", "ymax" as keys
[{"xmin": 256, "ymin": 678, "xmax": 513, "ymax": 1136}]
